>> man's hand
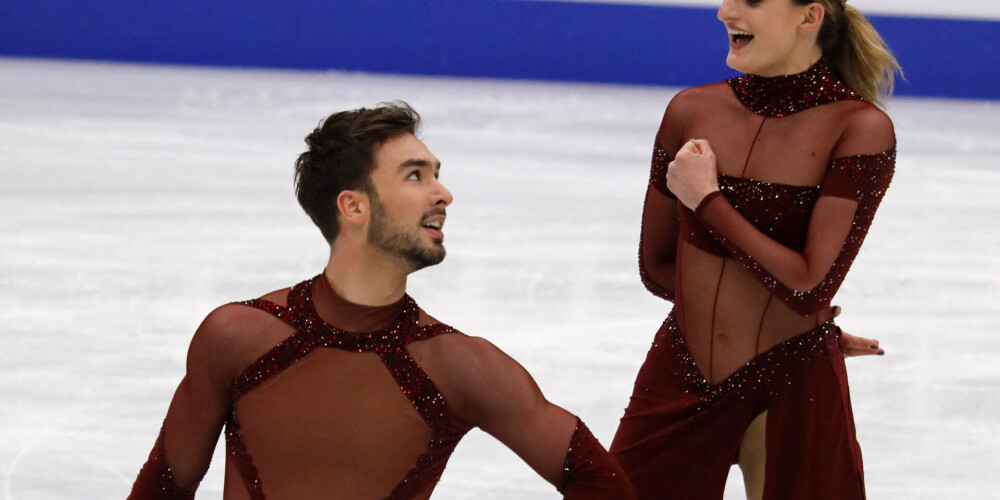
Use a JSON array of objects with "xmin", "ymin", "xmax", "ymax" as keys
[{"xmin": 833, "ymin": 305, "xmax": 885, "ymax": 357}]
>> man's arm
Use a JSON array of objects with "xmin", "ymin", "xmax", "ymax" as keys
[
  {"xmin": 423, "ymin": 335, "xmax": 635, "ymax": 499},
  {"xmin": 129, "ymin": 305, "xmax": 246, "ymax": 498}
]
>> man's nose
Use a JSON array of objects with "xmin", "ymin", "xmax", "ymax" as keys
[{"xmin": 433, "ymin": 178, "xmax": 453, "ymax": 207}]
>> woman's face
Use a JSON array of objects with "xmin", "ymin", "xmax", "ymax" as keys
[{"xmin": 717, "ymin": 0, "xmax": 824, "ymax": 76}]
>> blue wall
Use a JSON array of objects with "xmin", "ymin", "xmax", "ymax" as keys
[{"xmin": 1, "ymin": 0, "xmax": 997, "ymax": 100}]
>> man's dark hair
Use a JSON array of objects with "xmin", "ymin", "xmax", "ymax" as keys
[{"xmin": 294, "ymin": 101, "xmax": 421, "ymax": 243}]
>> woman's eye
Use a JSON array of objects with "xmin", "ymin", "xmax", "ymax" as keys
[{"xmin": 407, "ymin": 171, "xmax": 420, "ymax": 180}]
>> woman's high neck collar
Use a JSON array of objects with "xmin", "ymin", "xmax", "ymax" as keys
[{"xmin": 727, "ymin": 59, "xmax": 860, "ymax": 117}]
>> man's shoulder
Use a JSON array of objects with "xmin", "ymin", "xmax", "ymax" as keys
[
  {"xmin": 410, "ymin": 312, "xmax": 490, "ymax": 358},
  {"xmin": 414, "ymin": 329, "xmax": 529, "ymax": 390},
  {"xmin": 409, "ymin": 318, "xmax": 509, "ymax": 373},
  {"xmin": 410, "ymin": 330, "xmax": 535, "ymax": 426},
  {"xmin": 420, "ymin": 330, "xmax": 496, "ymax": 359},
  {"xmin": 186, "ymin": 286, "xmax": 296, "ymax": 378},
  {"xmin": 200, "ymin": 287, "xmax": 292, "ymax": 333}
]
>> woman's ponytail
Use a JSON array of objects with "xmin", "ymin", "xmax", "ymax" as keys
[{"xmin": 812, "ymin": 1, "xmax": 903, "ymax": 105}]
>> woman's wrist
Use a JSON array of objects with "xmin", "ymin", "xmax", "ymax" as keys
[{"xmin": 694, "ymin": 189, "xmax": 723, "ymax": 218}]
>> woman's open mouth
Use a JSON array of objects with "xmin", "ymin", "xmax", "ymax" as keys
[{"xmin": 728, "ymin": 28, "xmax": 754, "ymax": 50}]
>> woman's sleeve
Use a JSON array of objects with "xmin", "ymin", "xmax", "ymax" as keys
[
  {"xmin": 638, "ymin": 97, "xmax": 689, "ymax": 302},
  {"xmin": 639, "ymin": 143, "xmax": 681, "ymax": 302},
  {"xmin": 693, "ymin": 106, "xmax": 896, "ymax": 315}
]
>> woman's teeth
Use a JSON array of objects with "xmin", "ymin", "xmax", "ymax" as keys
[{"xmin": 728, "ymin": 29, "xmax": 754, "ymax": 44}]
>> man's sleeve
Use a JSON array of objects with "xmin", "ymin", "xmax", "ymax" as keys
[
  {"xmin": 128, "ymin": 428, "xmax": 199, "ymax": 500},
  {"xmin": 559, "ymin": 418, "xmax": 637, "ymax": 499}
]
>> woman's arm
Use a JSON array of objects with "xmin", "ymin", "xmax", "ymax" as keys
[
  {"xmin": 666, "ymin": 106, "xmax": 896, "ymax": 315},
  {"xmin": 638, "ymin": 93, "xmax": 697, "ymax": 302},
  {"xmin": 638, "ymin": 144, "xmax": 681, "ymax": 301}
]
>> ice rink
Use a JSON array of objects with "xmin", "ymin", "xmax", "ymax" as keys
[{"xmin": 1, "ymin": 56, "xmax": 998, "ymax": 499}]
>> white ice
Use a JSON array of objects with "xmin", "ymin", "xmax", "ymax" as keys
[{"xmin": 1, "ymin": 57, "xmax": 998, "ymax": 499}]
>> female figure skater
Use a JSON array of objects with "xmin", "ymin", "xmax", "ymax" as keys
[{"xmin": 609, "ymin": 0, "xmax": 900, "ymax": 498}]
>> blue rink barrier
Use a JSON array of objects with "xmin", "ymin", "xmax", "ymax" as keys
[{"xmin": 0, "ymin": 0, "xmax": 997, "ymax": 100}]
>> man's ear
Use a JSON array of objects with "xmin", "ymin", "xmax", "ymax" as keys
[
  {"xmin": 800, "ymin": 3, "xmax": 825, "ymax": 34},
  {"xmin": 336, "ymin": 189, "xmax": 368, "ymax": 228}
]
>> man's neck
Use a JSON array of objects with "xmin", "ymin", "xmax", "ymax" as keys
[{"xmin": 324, "ymin": 242, "xmax": 408, "ymax": 307}]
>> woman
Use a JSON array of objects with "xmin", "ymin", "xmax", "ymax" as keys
[{"xmin": 609, "ymin": 0, "xmax": 900, "ymax": 498}]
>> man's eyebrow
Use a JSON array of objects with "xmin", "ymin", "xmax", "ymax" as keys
[{"xmin": 398, "ymin": 159, "xmax": 442, "ymax": 170}]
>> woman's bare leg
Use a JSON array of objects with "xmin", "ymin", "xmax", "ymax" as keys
[{"xmin": 738, "ymin": 410, "xmax": 768, "ymax": 500}]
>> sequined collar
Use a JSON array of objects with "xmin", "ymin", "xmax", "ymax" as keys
[
  {"xmin": 726, "ymin": 59, "xmax": 860, "ymax": 117},
  {"xmin": 311, "ymin": 273, "xmax": 407, "ymax": 333}
]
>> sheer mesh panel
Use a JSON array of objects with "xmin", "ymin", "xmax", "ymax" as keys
[
  {"xmin": 639, "ymin": 61, "xmax": 895, "ymax": 385},
  {"xmin": 217, "ymin": 277, "xmax": 472, "ymax": 499},
  {"xmin": 234, "ymin": 349, "xmax": 432, "ymax": 499},
  {"xmin": 223, "ymin": 459, "xmax": 251, "ymax": 500},
  {"xmin": 134, "ymin": 273, "xmax": 629, "ymax": 499}
]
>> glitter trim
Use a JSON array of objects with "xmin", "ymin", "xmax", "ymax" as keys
[
  {"xmin": 127, "ymin": 427, "xmax": 200, "ymax": 500},
  {"xmin": 223, "ymin": 276, "xmax": 472, "ymax": 499},
  {"xmin": 695, "ymin": 149, "xmax": 895, "ymax": 315},
  {"xmin": 656, "ymin": 312, "xmax": 840, "ymax": 413},
  {"xmin": 727, "ymin": 59, "xmax": 861, "ymax": 117}
]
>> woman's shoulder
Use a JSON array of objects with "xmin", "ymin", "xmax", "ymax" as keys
[
  {"xmin": 672, "ymin": 81, "xmax": 733, "ymax": 104},
  {"xmin": 847, "ymin": 99, "xmax": 894, "ymax": 132},
  {"xmin": 835, "ymin": 99, "xmax": 896, "ymax": 152},
  {"xmin": 664, "ymin": 81, "xmax": 735, "ymax": 118},
  {"xmin": 820, "ymin": 99, "xmax": 896, "ymax": 159}
]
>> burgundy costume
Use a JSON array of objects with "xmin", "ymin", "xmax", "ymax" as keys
[
  {"xmin": 610, "ymin": 60, "xmax": 894, "ymax": 499},
  {"xmin": 131, "ymin": 275, "xmax": 631, "ymax": 499}
]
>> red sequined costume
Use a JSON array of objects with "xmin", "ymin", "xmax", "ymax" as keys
[
  {"xmin": 610, "ymin": 60, "xmax": 894, "ymax": 499},
  {"xmin": 130, "ymin": 275, "xmax": 633, "ymax": 499}
]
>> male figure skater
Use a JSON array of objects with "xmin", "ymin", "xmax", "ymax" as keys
[{"xmin": 129, "ymin": 102, "xmax": 635, "ymax": 499}]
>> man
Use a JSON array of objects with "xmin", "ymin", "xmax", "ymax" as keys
[{"xmin": 129, "ymin": 102, "xmax": 635, "ymax": 499}]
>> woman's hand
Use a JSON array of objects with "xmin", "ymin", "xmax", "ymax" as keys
[
  {"xmin": 666, "ymin": 139, "xmax": 721, "ymax": 210},
  {"xmin": 832, "ymin": 305, "xmax": 885, "ymax": 357}
]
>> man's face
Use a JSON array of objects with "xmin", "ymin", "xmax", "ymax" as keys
[{"xmin": 365, "ymin": 133, "xmax": 453, "ymax": 271}]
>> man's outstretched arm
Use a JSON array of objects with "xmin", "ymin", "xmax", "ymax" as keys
[{"xmin": 426, "ymin": 335, "xmax": 636, "ymax": 499}]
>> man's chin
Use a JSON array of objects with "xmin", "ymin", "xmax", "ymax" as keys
[
  {"xmin": 425, "ymin": 248, "xmax": 446, "ymax": 267},
  {"xmin": 406, "ymin": 246, "xmax": 446, "ymax": 271}
]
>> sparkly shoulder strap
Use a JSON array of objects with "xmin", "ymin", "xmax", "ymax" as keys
[
  {"xmin": 226, "ymin": 279, "xmax": 318, "ymax": 401},
  {"xmin": 406, "ymin": 321, "xmax": 462, "ymax": 343},
  {"xmin": 227, "ymin": 320, "xmax": 307, "ymax": 402},
  {"xmin": 380, "ymin": 321, "xmax": 473, "ymax": 499},
  {"xmin": 233, "ymin": 298, "xmax": 298, "ymax": 328}
]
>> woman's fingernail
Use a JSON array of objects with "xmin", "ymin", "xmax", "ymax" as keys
[
  {"xmin": 870, "ymin": 345, "xmax": 879, "ymax": 349},
  {"xmin": 877, "ymin": 350, "xmax": 885, "ymax": 356}
]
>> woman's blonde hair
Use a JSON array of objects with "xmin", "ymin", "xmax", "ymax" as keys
[{"xmin": 798, "ymin": 0, "xmax": 902, "ymax": 104}]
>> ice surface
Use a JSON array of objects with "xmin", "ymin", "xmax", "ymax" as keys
[{"xmin": 1, "ymin": 57, "xmax": 998, "ymax": 499}]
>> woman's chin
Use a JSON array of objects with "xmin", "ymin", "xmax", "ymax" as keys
[{"xmin": 725, "ymin": 54, "xmax": 749, "ymax": 74}]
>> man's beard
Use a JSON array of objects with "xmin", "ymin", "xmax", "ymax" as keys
[{"xmin": 367, "ymin": 190, "xmax": 445, "ymax": 271}]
